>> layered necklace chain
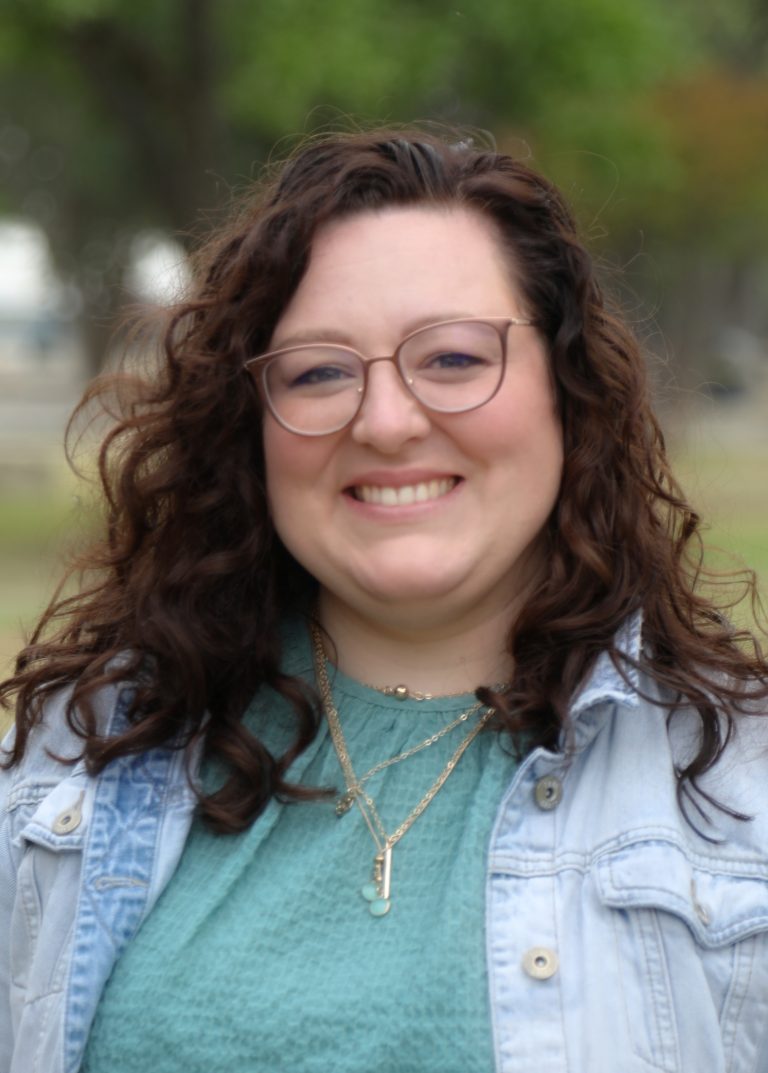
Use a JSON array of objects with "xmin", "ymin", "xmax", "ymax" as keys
[
  {"xmin": 362, "ymin": 682, "xmax": 470, "ymax": 702},
  {"xmin": 332, "ymin": 702, "xmax": 485, "ymax": 816},
  {"xmin": 311, "ymin": 622, "xmax": 497, "ymax": 917}
]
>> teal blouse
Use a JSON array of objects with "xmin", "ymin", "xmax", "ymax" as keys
[{"xmin": 82, "ymin": 622, "xmax": 519, "ymax": 1072}]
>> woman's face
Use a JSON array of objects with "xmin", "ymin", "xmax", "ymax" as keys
[{"xmin": 263, "ymin": 206, "xmax": 563, "ymax": 631}]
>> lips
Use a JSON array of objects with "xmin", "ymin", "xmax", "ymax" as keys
[{"xmin": 350, "ymin": 476, "xmax": 459, "ymax": 506}]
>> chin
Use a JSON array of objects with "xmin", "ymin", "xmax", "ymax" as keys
[{"xmin": 355, "ymin": 565, "xmax": 472, "ymax": 607}]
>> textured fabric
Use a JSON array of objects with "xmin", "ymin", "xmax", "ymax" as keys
[
  {"xmin": 81, "ymin": 624, "xmax": 519, "ymax": 1072},
  {"xmin": 3, "ymin": 613, "xmax": 768, "ymax": 1073}
]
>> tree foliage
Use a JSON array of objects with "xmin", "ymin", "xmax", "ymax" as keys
[{"xmin": 0, "ymin": 0, "xmax": 765, "ymax": 372}]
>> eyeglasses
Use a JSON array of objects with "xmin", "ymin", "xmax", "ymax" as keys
[{"xmin": 243, "ymin": 316, "xmax": 534, "ymax": 436}]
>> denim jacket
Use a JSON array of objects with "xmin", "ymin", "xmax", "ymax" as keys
[{"xmin": 2, "ymin": 617, "xmax": 768, "ymax": 1073}]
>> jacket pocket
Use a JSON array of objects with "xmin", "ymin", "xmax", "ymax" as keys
[
  {"xmin": 13, "ymin": 775, "xmax": 91, "ymax": 853},
  {"xmin": 595, "ymin": 839, "xmax": 768, "ymax": 1073}
]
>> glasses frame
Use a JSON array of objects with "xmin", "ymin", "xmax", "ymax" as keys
[{"xmin": 243, "ymin": 315, "xmax": 535, "ymax": 437}]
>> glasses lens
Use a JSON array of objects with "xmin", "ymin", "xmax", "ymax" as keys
[
  {"xmin": 400, "ymin": 321, "xmax": 504, "ymax": 413},
  {"xmin": 263, "ymin": 346, "xmax": 364, "ymax": 434}
]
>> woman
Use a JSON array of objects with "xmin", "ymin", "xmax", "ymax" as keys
[{"xmin": 1, "ymin": 130, "xmax": 767, "ymax": 1073}]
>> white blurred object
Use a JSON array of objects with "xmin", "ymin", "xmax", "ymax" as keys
[
  {"xmin": 0, "ymin": 219, "xmax": 62, "ymax": 315},
  {"xmin": 127, "ymin": 232, "xmax": 191, "ymax": 305},
  {"xmin": 0, "ymin": 219, "xmax": 80, "ymax": 379}
]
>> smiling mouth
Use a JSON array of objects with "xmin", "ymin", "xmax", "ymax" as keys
[{"xmin": 350, "ymin": 477, "xmax": 460, "ymax": 506}]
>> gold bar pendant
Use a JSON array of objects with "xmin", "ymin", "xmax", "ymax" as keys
[{"xmin": 380, "ymin": 844, "xmax": 392, "ymax": 900}]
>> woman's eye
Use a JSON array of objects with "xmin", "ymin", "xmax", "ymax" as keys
[
  {"xmin": 426, "ymin": 350, "xmax": 484, "ymax": 369},
  {"xmin": 291, "ymin": 364, "xmax": 354, "ymax": 387}
]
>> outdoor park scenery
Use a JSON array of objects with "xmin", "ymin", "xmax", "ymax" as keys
[{"xmin": 0, "ymin": 0, "xmax": 766, "ymax": 708}]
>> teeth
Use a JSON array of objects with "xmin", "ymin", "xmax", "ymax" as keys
[{"xmin": 355, "ymin": 478, "xmax": 457, "ymax": 506}]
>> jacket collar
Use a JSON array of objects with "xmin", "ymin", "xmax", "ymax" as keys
[{"xmin": 567, "ymin": 611, "xmax": 643, "ymax": 746}]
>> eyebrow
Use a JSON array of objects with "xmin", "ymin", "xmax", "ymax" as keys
[{"xmin": 269, "ymin": 312, "xmax": 480, "ymax": 351}]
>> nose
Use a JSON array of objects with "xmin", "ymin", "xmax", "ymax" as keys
[{"xmin": 350, "ymin": 358, "xmax": 432, "ymax": 452}]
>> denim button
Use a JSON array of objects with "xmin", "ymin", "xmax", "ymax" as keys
[
  {"xmin": 522, "ymin": 947, "xmax": 559, "ymax": 980},
  {"xmin": 534, "ymin": 774, "xmax": 562, "ymax": 810},
  {"xmin": 52, "ymin": 792, "xmax": 84, "ymax": 834}
]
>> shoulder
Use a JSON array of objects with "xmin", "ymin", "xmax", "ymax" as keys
[
  {"xmin": 1, "ymin": 678, "xmax": 130, "ymax": 789},
  {"xmin": 2, "ymin": 646, "xmax": 151, "ymax": 763},
  {"xmin": 627, "ymin": 669, "xmax": 768, "ymax": 851},
  {"xmin": 568, "ymin": 661, "xmax": 768, "ymax": 852},
  {"xmin": 0, "ymin": 674, "xmax": 197, "ymax": 888},
  {"xmin": 674, "ymin": 703, "xmax": 768, "ymax": 842}
]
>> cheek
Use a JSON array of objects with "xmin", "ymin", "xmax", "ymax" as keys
[
  {"xmin": 262, "ymin": 421, "xmax": 336, "ymax": 531},
  {"xmin": 475, "ymin": 380, "xmax": 563, "ymax": 470}
]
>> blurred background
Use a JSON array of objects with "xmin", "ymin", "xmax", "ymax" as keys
[{"xmin": 0, "ymin": 0, "xmax": 766, "ymax": 680}]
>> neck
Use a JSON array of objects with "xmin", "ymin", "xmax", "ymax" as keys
[{"xmin": 316, "ymin": 591, "xmax": 515, "ymax": 695}]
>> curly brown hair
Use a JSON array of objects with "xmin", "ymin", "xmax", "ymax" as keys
[{"xmin": 2, "ymin": 128, "xmax": 766, "ymax": 832}]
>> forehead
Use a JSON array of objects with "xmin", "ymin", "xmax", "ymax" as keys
[{"xmin": 271, "ymin": 206, "xmax": 524, "ymax": 348}]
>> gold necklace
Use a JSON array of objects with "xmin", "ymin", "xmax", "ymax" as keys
[
  {"xmin": 333, "ymin": 701, "xmax": 485, "ymax": 816},
  {"xmin": 311, "ymin": 623, "xmax": 496, "ymax": 917},
  {"xmin": 364, "ymin": 682, "xmax": 470, "ymax": 702}
]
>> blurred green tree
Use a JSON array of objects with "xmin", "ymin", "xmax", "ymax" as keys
[{"xmin": 0, "ymin": 0, "xmax": 763, "ymax": 376}]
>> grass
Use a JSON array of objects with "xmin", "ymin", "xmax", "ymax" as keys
[
  {"xmin": 0, "ymin": 485, "xmax": 98, "ymax": 682},
  {"xmin": 672, "ymin": 448, "xmax": 768, "ymax": 605}
]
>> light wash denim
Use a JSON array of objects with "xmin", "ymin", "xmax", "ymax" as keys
[{"xmin": 2, "ymin": 616, "xmax": 768, "ymax": 1073}]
